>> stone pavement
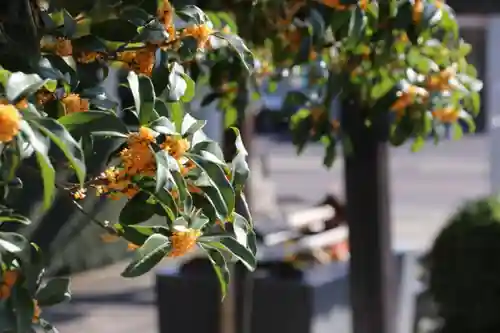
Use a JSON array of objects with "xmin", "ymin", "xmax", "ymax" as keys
[
  {"xmin": 44, "ymin": 261, "xmax": 158, "ymax": 333},
  {"xmin": 45, "ymin": 134, "xmax": 490, "ymax": 332}
]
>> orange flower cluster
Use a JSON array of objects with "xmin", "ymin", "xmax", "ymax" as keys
[
  {"xmin": 97, "ymin": 126, "xmax": 192, "ymax": 199},
  {"xmin": 180, "ymin": 24, "xmax": 213, "ymax": 50},
  {"xmin": 77, "ymin": 51, "xmax": 105, "ymax": 64},
  {"xmin": 36, "ymin": 89, "xmax": 55, "ymax": 105},
  {"xmin": 98, "ymin": 127, "xmax": 157, "ymax": 199},
  {"xmin": 168, "ymin": 227, "xmax": 201, "ymax": 258},
  {"xmin": 55, "ymin": 38, "xmax": 73, "ymax": 57},
  {"xmin": 158, "ymin": 0, "xmax": 176, "ymax": 41},
  {"xmin": 413, "ymin": 0, "xmax": 444, "ymax": 24},
  {"xmin": 321, "ymin": 0, "xmax": 368, "ymax": 11},
  {"xmin": 61, "ymin": 93, "xmax": 89, "ymax": 114},
  {"xmin": 32, "ymin": 300, "xmax": 41, "ymax": 323},
  {"xmin": 390, "ymin": 65, "xmax": 460, "ymax": 123},
  {"xmin": 0, "ymin": 103, "xmax": 22, "ymax": 143},
  {"xmin": 390, "ymin": 85, "xmax": 429, "ymax": 119},
  {"xmin": 0, "ymin": 270, "xmax": 18, "ymax": 299},
  {"xmin": 117, "ymin": 47, "xmax": 156, "ymax": 76}
]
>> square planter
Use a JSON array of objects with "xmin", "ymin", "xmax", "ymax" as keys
[{"xmin": 156, "ymin": 251, "xmax": 423, "ymax": 333}]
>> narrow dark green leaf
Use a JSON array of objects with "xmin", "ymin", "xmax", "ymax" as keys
[
  {"xmin": 203, "ymin": 246, "xmax": 230, "ymax": 298},
  {"xmin": 128, "ymin": 71, "xmax": 141, "ymax": 114},
  {"xmin": 168, "ymin": 102, "xmax": 184, "ymax": 132},
  {"xmin": 36, "ymin": 277, "xmax": 71, "ymax": 307},
  {"xmin": 0, "ymin": 213, "xmax": 30, "ymax": 225},
  {"xmin": 58, "ymin": 110, "xmax": 128, "ymax": 134},
  {"xmin": 121, "ymin": 234, "xmax": 171, "ymax": 277},
  {"xmin": 6, "ymin": 72, "xmax": 52, "ymax": 102},
  {"xmin": 119, "ymin": 192, "xmax": 157, "ymax": 225},
  {"xmin": 149, "ymin": 117, "xmax": 176, "ymax": 135},
  {"xmin": 180, "ymin": 72, "xmax": 195, "ymax": 102},
  {"xmin": 138, "ymin": 75, "xmax": 156, "ymax": 125},
  {"xmin": 181, "ymin": 113, "xmax": 206, "ymax": 137},
  {"xmin": 19, "ymin": 121, "xmax": 55, "ymax": 208},
  {"xmin": 12, "ymin": 286, "xmax": 34, "ymax": 333},
  {"xmin": 28, "ymin": 118, "xmax": 86, "ymax": 186},
  {"xmin": 188, "ymin": 154, "xmax": 235, "ymax": 217},
  {"xmin": 0, "ymin": 232, "xmax": 28, "ymax": 253}
]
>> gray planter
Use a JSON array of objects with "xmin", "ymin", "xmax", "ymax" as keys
[{"xmin": 156, "ymin": 250, "xmax": 427, "ymax": 333}]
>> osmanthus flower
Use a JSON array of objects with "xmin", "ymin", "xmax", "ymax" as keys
[
  {"xmin": 390, "ymin": 84, "xmax": 429, "ymax": 119},
  {"xmin": 96, "ymin": 127, "xmax": 195, "ymax": 199},
  {"xmin": 117, "ymin": 46, "xmax": 157, "ymax": 76},
  {"xmin": 0, "ymin": 270, "xmax": 18, "ymax": 300},
  {"xmin": 0, "ymin": 103, "xmax": 22, "ymax": 143},
  {"xmin": 97, "ymin": 127, "xmax": 157, "ymax": 198},
  {"xmin": 168, "ymin": 226, "xmax": 201, "ymax": 258},
  {"xmin": 61, "ymin": 93, "xmax": 89, "ymax": 114},
  {"xmin": 158, "ymin": 0, "xmax": 176, "ymax": 41},
  {"xmin": 32, "ymin": 300, "xmax": 41, "ymax": 324},
  {"xmin": 55, "ymin": 38, "xmax": 73, "ymax": 57},
  {"xmin": 320, "ymin": 0, "xmax": 368, "ymax": 11},
  {"xmin": 180, "ymin": 24, "xmax": 214, "ymax": 50}
]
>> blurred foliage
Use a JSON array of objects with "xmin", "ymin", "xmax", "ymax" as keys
[
  {"xmin": 182, "ymin": 0, "xmax": 483, "ymax": 167},
  {"xmin": 426, "ymin": 195, "xmax": 500, "ymax": 333},
  {"xmin": 0, "ymin": 0, "xmax": 257, "ymax": 331}
]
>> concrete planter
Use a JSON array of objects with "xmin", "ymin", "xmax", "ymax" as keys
[{"xmin": 156, "ymin": 250, "xmax": 426, "ymax": 333}]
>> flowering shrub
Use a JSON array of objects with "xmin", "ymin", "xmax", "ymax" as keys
[
  {"xmin": 216, "ymin": 0, "xmax": 482, "ymax": 166},
  {"xmin": 0, "ymin": 0, "xmax": 256, "ymax": 331}
]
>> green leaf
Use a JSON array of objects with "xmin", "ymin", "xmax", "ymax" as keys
[
  {"xmin": 176, "ymin": 6, "xmax": 209, "ymax": 25},
  {"xmin": 346, "ymin": 7, "xmax": 366, "ymax": 48},
  {"xmin": 11, "ymin": 286, "xmax": 34, "ymax": 333},
  {"xmin": 181, "ymin": 113, "xmax": 206, "ymax": 137},
  {"xmin": 154, "ymin": 99, "xmax": 170, "ymax": 118},
  {"xmin": 91, "ymin": 19, "xmax": 139, "ymax": 42},
  {"xmin": 19, "ymin": 121, "xmax": 55, "ymax": 209},
  {"xmin": 188, "ymin": 154, "xmax": 235, "ymax": 218},
  {"xmin": 62, "ymin": 9, "xmax": 77, "ymax": 37},
  {"xmin": 149, "ymin": 116, "xmax": 176, "ymax": 135},
  {"xmin": 0, "ymin": 232, "xmax": 28, "ymax": 254},
  {"xmin": 212, "ymin": 32, "xmax": 253, "ymax": 72},
  {"xmin": 231, "ymin": 152, "xmax": 249, "ymax": 193},
  {"xmin": 119, "ymin": 192, "xmax": 157, "ymax": 225},
  {"xmin": 127, "ymin": 71, "xmax": 141, "ymax": 115},
  {"xmin": 154, "ymin": 149, "xmax": 176, "ymax": 193},
  {"xmin": 0, "ymin": 213, "xmax": 30, "ymax": 225},
  {"xmin": 180, "ymin": 72, "xmax": 195, "ymax": 102},
  {"xmin": 232, "ymin": 213, "xmax": 250, "ymax": 248},
  {"xmin": 28, "ymin": 118, "xmax": 86, "ymax": 186},
  {"xmin": 39, "ymin": 319, "xmax": 60, "ymax": 333},
  {"xmin": 138, "ymin": 75, "xmax": 156, "ymax": 125},
  {"xmin": 36, "ymin": 277, "xmax": 71, "ymax": 307},
  {"xmin": 168, "ymin": 102, "xmax": 184, "ymax": 132},
  {"xmin": 323, "ymin": 137, "xmax": 337, "ymax": 168},
  {"xmin": 6, "ymin": 72, "xmax": 52, "ymax": 103},
  {"xmin": 58, "ymin": 110, "xmax": 128, "ymax": 134},
  {"xmin": 121, "ymin": 234, "xmax": 171, "ymax": 277},
  {"xmin": 163, "ymin": 63, "xmax": 187, "ymax": 102},
  {"xmin": 203, "ymin": 237, "xmax": 256, "ymax": 271},
  {"xmin": 224, "ymin": 107, "xmax": 238, "ymax": 128},
  {"xmin": 371, "ymin": 75, "xmax": 396, "ymax": 100},
  {"xmin": 138, "ymin": 181, "xmax": 178, "ymax": 222},
  {"xmin": 203, "ymin": 246, "xmax": 230, "ymax": 298}
]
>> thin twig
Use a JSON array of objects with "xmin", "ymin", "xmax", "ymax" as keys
[{"xmin": 70, "ymin": 199, "xmax": 119, "ymax": 235}]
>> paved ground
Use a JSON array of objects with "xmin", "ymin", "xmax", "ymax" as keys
[{"xmin": 46, "ymin": 134, "xmax": 490, "ymax": 333}]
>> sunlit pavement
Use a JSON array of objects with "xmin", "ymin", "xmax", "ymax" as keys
[{"xmin": 253, "ymin": 133, "xmax": 488, "ymax": 250}]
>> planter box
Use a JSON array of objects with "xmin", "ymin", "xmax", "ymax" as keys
[{"xmin": 156, "ymin": 251, "xmax": 423, "ymax": 333}]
